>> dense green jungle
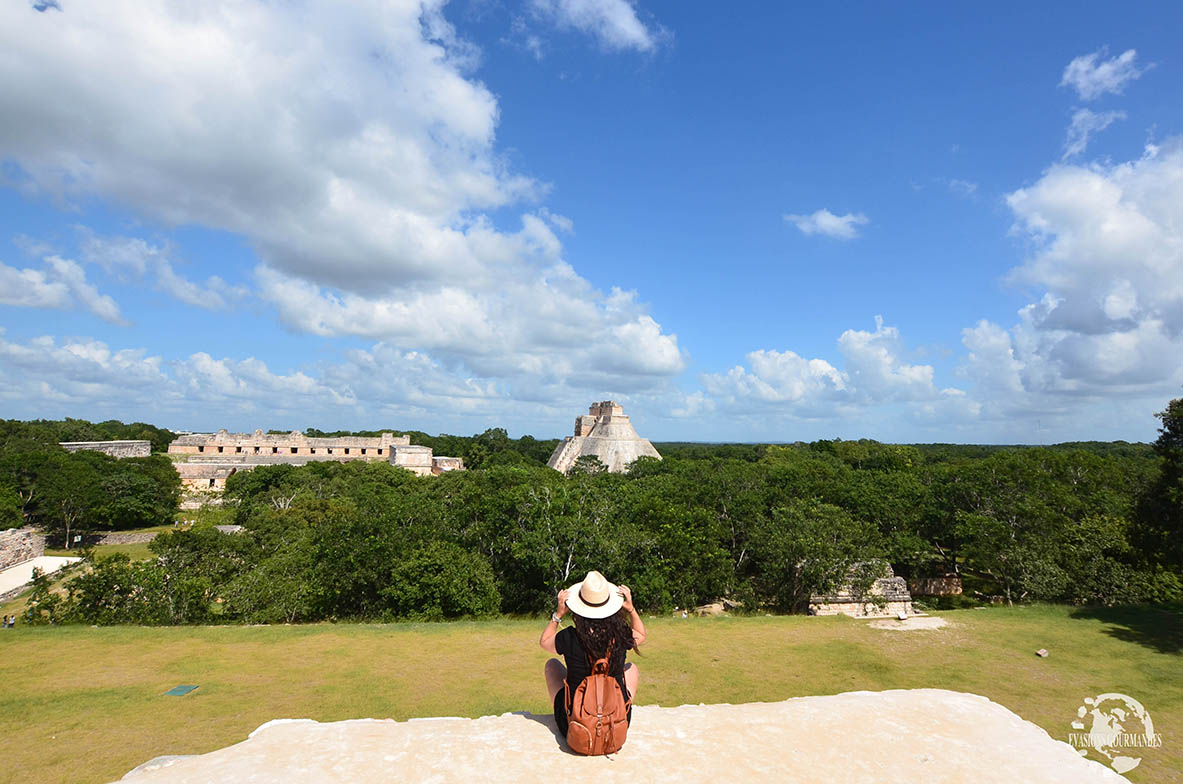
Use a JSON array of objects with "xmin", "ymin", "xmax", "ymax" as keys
[{"xmin": 3, "ymin": 399, "xmax": 1182, "ymax": 625}]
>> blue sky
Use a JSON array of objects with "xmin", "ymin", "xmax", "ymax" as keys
[{"xmin": 2, "ymin": 0, "xmax": 1182, "ymax": 443}]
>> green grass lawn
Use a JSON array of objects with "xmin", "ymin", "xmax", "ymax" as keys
[
  {"xmin": 44, "ymin": 542, "xmax": 156, "ymax": 561},
  {"xmin": 0, "ymin": 604, "xmax": 1179, "ymax": 784}
]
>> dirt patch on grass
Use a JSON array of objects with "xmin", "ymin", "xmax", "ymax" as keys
[{"xmin": 868, "ymin": 616, "xmax": 949, "ymax": 631}]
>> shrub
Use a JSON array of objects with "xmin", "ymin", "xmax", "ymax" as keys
[{"xmin": 382, "ymin": 540, "xmax": 500, "ymax": 620}]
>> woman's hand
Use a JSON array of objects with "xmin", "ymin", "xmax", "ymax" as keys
[
  {"xmin": 556, "ymin": 588, "xmax": 569, "ymax": 618},
  {"xmin": 619, "ymin": 584, "xmax": 634, "ymax": 613}
]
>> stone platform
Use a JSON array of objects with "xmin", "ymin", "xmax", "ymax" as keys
[
  {"xmin": 0, "ymin": 555, "xmax": 81, "ymax": 602},
  {"xmin": 116, "ymin": 689, "xmax": 1122, "ymax": 783}
]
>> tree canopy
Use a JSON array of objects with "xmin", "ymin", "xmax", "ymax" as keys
[{"xmin": 13, "ymin": 401, "xmax": 1183, "ymax": 625}]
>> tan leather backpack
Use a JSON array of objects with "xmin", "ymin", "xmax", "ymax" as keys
[{"xmin": 564, "ymin": 646, "xmax": 631, "ymax": 755}]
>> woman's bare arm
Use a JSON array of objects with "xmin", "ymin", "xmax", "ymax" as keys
[
  {"xmin": 619, "ymin": 585, "xmax": 646, "ymax": 646},
  {"xmin": 539, "ymin": 589, "xmax": 569, "ymax": 654}
]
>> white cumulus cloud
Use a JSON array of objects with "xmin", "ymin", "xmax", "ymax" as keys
[
  {"xmin": 530, "ymin": 0, "xmax": 662, "ymax": 52},
  {"xmin": 1063, "ymin": 108, "xmax": 1126, "ymax": 159},
  {"xmin": 79, "ymin": 231, "xmax": 245, "ymax": 310},
  {"xmin": 699, "ymin": 317, "xmax": 961, "ymax": 421},
  {"xmin": 960, "ymin": 138, "xmax": 1183, "ymax": 415},
  {"xmin": 0, "ymin": 255, "xmax": 125, "ymax": 324},
  {"xmin": 0, "ymin": 329, "xmax": 656, "ymax": 434},
  {"xmin": 1060, "ymin": 47, "xmax": 1146, "ymax": 101},
  {"xmin": 0, "ymin": 0, "xmax": 683, "ymax": 397},
  {"xmin": 784, "ymin": 209, "xmax": 869, "ymax": 240}
]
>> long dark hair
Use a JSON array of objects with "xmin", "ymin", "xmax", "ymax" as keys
[{"xmin": 573, "ymin": 608, "xmax": 635, "ymax": 673}]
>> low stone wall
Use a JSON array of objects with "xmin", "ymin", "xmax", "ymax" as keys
[
  {"xmin": 0, "ymin": 527, "xmax": 46, "ymax": 570},
  {"xmin": 97, "ymin": 532, "xmax": 159, "ymax": 545},
  {"xmin": 60, "ymin": 440, "xmax": 152, "ymax": 458}
]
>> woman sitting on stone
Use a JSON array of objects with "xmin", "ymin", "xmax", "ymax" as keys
[{"xmin": 539, "ymin": 570, "xmax": 646, "ymax": 739}]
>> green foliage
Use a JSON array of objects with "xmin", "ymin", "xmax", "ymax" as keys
[
  {"xmin": 22, "ymin": 567, "xmax": 64, "ymax": 625},
  {"xmin": 569, "ymin": 454, "xmax": 606, "ymax": 475},
  {"xmin": 383, "ymin": 540, "xmax": 500, "ymax": 620},
  {"xmin": 749, "ymin": 500, "xmax": 884, "ymax": 612},
  {"xmin": 35, "ymin": 450, "xmax": 105, "ymax": 548},
  {"xmin": 65, "ymin": 552, "xmax": 216, "ymax": 625},
  {"xmin": 0, "ymin": 484, "xmax": 21, "ymax": 529},
  {"xmin": 0, "ymin": 420, "xmax": 180, "ymax": 541},
  {"xmin": 94, "ymin": 454, "xmax": 182, "ymax": 530},
  {"xmin": 0, "ymin": 417, "xmax": 174, "ymax": 453},
  {"xmin": 1134, "ymin": 397, "xmax": 1183, "ymax": 569},
  {"xmin": 222, "ymin": 543, "xmax": 319, "ymax": 624},
  {"xmin": 15, "ymin": 408, "xmax": 1182, "ymax": 625}
]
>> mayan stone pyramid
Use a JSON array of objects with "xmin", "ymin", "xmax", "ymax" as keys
[{"xmin": 547, "ymin": 401, "xmax": 662, "ymax": 474}]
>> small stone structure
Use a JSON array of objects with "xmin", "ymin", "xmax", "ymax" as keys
[
  {"xmin": 547, "ymin": 401, "xmax": 662, "ymax": 474},
  {"xmin": 169, "ymin": 430, "xmax": 463, "ymax": 491},
  {"xmin": 59, "ymin": 440, "xmax": 151, "ymax": 458},
  {"xmin": 909, "ymin": 575, "xmax": 963, "ymax": 596},
  {"xmin": 0, "ymin": 527, "xmax": 46, "ymax": 571},
  {"xmin": 809, "ymin": 561, "xmax": 914, "ymax": 618}
]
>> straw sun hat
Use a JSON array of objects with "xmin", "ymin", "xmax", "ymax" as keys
[{"xmin": 564, "ymin": 570, "xmax": 624, "ymax": 619}]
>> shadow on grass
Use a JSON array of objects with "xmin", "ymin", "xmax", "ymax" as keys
[{"xmin": 1068, "ymin": 602, "xmax": 1183, "ymax": 655}]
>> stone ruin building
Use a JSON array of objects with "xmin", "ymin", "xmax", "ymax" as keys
[
  {"xmin": 168, "ymin": 429, "xmax": 463, "ymax": 493},
  {"xmin": 547, "ymin": 401, "xmax": 662, "ymax": 474},
  {"xmin": 808, "ymin": 561, "xmax": 915, "ymax": 618},
  {"xmin": 59, "ymin": 440, "xmax": 151, "ymax": 458}
]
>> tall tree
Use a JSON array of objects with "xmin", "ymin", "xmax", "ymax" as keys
[
  {"xmin": 1135, "ymin": 398, "xmax": 1183, "ymax": 568},
  {"xmin": 37, "ymin": 451, "xmax": 105, "ymax": 548}
]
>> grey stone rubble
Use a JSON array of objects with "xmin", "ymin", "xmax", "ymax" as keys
[{"xmin": 96, "ymin": 532, "xmax": 159, "ymax": 545}]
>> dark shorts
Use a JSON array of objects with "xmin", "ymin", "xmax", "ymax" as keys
[{"xmin": 553, "ymin": 682, "xmax": 633, "ymax": 737}]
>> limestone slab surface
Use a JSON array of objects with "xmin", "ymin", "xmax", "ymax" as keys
[
  {"xmin": 0, "ymin": 555, "xmax": 80, "ymax": 595},
  {"xmin": 115, "ymin": 689, "xmax": 1123, "ymax": 783}
]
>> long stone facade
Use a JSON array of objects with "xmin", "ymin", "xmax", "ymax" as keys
[
  {"xmin": 547, "ymin": 401, "xmax": 662, "ymax": 474},
  {"xmin": 168, "ymin": 430, "xmax": 463, "ymax": 492},
  {"xmin": 169, "ymin": 430, "xmax": 411, "ymax": 460},
  {"xmin": 59, "ymin": 440, "xmax": 152, "ymax": 458}
]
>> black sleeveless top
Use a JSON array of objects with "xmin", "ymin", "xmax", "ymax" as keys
[{"xmin": 553, "ymin": 626, "xmax": 633, "ymax": 735}]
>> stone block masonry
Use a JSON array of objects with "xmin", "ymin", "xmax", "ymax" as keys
[
  {"xmin": 809, "ymin": 561, "xmax": 915, "ymax": 618},
  {"xmin": 0, "ymin": 527, "xmax": 47, "ymax": 571},
  {"xmin": 168, "ymin": 429, "xmax": 411, "ymax": 459},
  {"xmin": 60, "ymin": 440, "xmax": 151, "ymax": 458}
]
